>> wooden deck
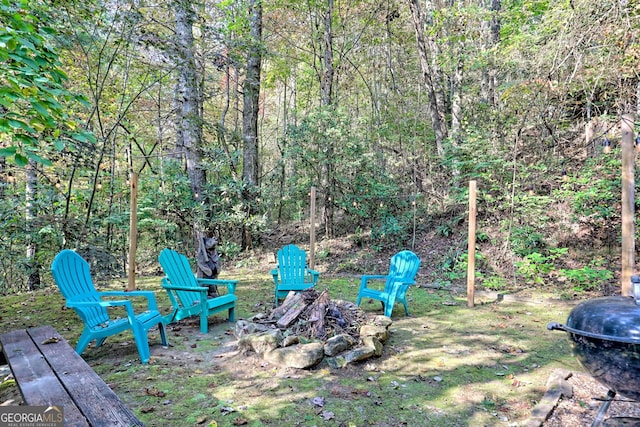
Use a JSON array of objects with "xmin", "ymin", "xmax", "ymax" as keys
[{"xmin": 0, "ymin": 325, "xmax": 144, "ymax": 427}]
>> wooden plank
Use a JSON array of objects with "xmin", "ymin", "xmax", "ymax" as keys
[
  {"xmin": 0, "ymin": 329, "xmax": 88, "ymax": 426},
  {"xmin": 28, "ymin": 326, "xmax": 144, "ymax": 427}
]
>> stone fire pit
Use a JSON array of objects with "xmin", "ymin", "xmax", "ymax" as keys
[{"xmin": 234, "ymin": 289, "xmax": 392, "ymax": 369}]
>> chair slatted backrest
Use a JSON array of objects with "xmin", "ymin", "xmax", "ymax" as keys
[
  {"xmin": 277, "ymin": 244, "xmax": 308, "ymax": 285},
  {"xmin": 51, "ymin": 250, "xmax": 109, "ymax": 328},
  {"xmin": 384, "ymin": 250, "xmax": 421, "ymax": 294},
  {"xmin": 158, "ymin": 248, "xmax": 201, "ymax": 307}
]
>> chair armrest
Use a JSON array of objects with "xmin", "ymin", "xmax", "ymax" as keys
[
  {"xmin": 271, "ymin": 268, "xmax": 279, "ymax": 284},
  {"xmin": 97, "ymin": 290, "xmax": 160, "ymax": 311},
  {"xmin": 67, "ymin": 299, "xmax": 138, "ymax": 320},
  {"xmin": 306, "ymin": 269, "xmax": 320, "ymax": 283},
  {"xmin": 161, "ymin": 284, "xmax": 209, "ymax": 292},
  {"xmin": 196, "ymin": 278, "xmax": 238, "ymax": 295},
  {"xmin": 360, "ymin": 275, "xmax": 389, "ymax": 289},
  {"xmin": 67, "ymin": 299, "xmax": 129, "ymax": 309},
  {"xmin": 196, "ymin": 278, "xmax": 238, "ymax": 294},
  {"xmin": 394, "ymin": 279, "xmax": 416, "ymax": 287}
]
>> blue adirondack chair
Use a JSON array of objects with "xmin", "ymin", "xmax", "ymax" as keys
[
  {"xmin": 51, "ymin": 249, "xmax": 168, "ymax": 364},
  {"xmin": 356, "ymin": 250, "xmax": 421, "ymax": 317},
  {"xmin": 271, "ymin": 244, "xmax": 320, "ymax": 306},
  {"xmin": 158, "ymin": 248, "xmax": 237, "ymax": 333}
]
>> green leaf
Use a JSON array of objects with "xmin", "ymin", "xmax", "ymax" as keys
[
  {"xmin": 30, "ymin": 100, "xmax": 51, "ymax": 119},
  {"xmin": 14, "ymin": 152, "xmax": 28, "ymax": 166},
  {"xmin": 71, "ymin": 132, "xmax": 88, "ymax": 142},
  {"xmin": 0, "ymin": 146, "xmax": 17, "ymax": 156},
  {"xmin": 17, "ymin": 36, "xmax": 35, "ymax": 51},
  {"xmin": 13, "ymin": 133, "xmax": 37, "ymax": 145},
  {"xmin": 72, "ymin": 131, "xmax": 97, "ymax": 144},
  {"xmin": 7, "ymin": 118, "xmax": 36, "ymax": 133},
  {"xmin": 26, "ymin": 151, "xmax": 52, "ymax": 166},
  {"xmin": 0, "ymin": 119, "xmax": 10, "ymax": 132}
]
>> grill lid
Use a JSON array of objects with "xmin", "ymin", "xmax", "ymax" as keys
[{"xmin": 565, "ymin": 295, "xmax": 640, "ymax": 342}]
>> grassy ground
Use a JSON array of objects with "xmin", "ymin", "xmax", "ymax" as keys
[{"xmin": 0, "ymin": 268, "xmax": 581, "ymax": 427}]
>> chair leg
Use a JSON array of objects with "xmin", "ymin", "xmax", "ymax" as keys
[
  {"xmin": 75, "ymin": 332, "xmax": 93, "ymax": 355},
  {"xmin": 383, "ymin": 305, "xmax": 393, "ymax": 317},
  {"xmin": 158, "ymin": 322, "xmax": 168, "ymax": 347},
  {"xmin": 228, "ymin": 306, "xmax": 236, "ymax": 322},
  {"xmin": 200, "ymin": 311, "xmax": 208, "ymax": 334},
  {"xmin": 132, "ymin": 324, "xmax": 151, "ymax": 364}
]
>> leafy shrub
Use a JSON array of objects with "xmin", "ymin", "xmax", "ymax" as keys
[
  {"xmin": 482, "ymin": 275, "xmax": 508, "ymax": 290},
  {"xmin": 510, "ymin": 225, "xmax": 546, "ymax": 256},
  {"xmin": 371, "ymin": 215, "xmax": 404, "ymax": 247},
  {"xmin": 515, "ymin": 248, "xmax": 567, "ymax": 285},
  {"xmin": 559, "ymin": 260, "xmax": 613, "ymax": 292},
  {"xmin": 218, "ymin": 241, "xmax": 241, "ymax": 259}
]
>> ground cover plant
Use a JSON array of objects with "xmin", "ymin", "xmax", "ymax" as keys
[{"xmin": 0, "ymin": 258, "xmax": 584, "ymax": 427}]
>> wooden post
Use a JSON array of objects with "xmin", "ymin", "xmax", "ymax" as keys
[
  {"xmin": 467, "ymin": 180, "xmax": 477, "ymax": 307},
  {"xmin": 309, "ymin": 186, "xmax": 316, "ymax": 270},
  {"xmin": 621, "ymin": 114, "xmax": 635, "ymax": 296},
  {"xmin": 127, "ymin": 173, "xmax": 138, "ymax": 291}
]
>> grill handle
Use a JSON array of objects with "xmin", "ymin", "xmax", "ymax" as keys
[{"xmin": 547, "ymin": 322, "xmax": 640, "ymax": 345}]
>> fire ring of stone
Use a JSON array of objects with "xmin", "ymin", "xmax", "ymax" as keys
[{"xmin": 234, "ymin": 289, "xmax": 393, "ymax": 369}]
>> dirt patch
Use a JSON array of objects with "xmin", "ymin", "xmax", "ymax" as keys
[{"xmin": 542, "ymin": 372, "xmax": 640, "ymax": 426}]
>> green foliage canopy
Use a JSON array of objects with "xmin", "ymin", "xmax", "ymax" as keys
[{"xmin": 0, "ymin": 0, "xmax": 93, "ymax": 166}]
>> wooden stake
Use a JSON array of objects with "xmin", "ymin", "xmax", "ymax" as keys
[
  {"xmin": 621, "ymin": 114, "xmax": 635, "ymax": 296},
  {"xmin": 467, "ymin": 180, "xmax": 477, "ymax": 307},
  {"xmin": 309, "ymin": 186, "xmax": 316, "ymax": 270},
  {"xmin": 127, "ymin": 173, "xmax": 138, "ymax": 291}
]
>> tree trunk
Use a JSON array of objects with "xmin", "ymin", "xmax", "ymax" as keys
[
  {"xmin": 26, "ymin": 160, "xmax": 40, "ymax": 290},
  {"xmin": 407, "ymin": 0, "xmax": 447, "ymax": 156},
  {"xmin": 175, "ymin": 0, "xmax": 205, "ymax": 202},
  {"xmin": 242, "ymin": 0, "xmax": 262, "ymax": 188},
  {"xmin": 480, "ymin": 0, "xmax": 500, "ymax": 106},
  {"xmin": 321, "ymin": 0, "xmax": 335, "ymax": 238},
  {"xmin": 450, "ymin": 52, "xmax": 464, "ymax": 142},
  {"xmin": 175, "ymin": 0, "xmax": 206, "ymax": 252},
  {"xmin": 241, "ymin": 0, "xmax": 263, "ymax": 250}
]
